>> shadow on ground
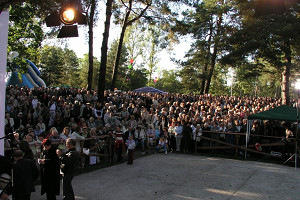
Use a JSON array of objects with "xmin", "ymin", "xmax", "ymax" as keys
[{"xmin": 31, "ymin": 153, "xmax": 300, "ymax": 200}]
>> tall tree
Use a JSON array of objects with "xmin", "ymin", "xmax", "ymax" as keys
[
  {"xmin": 123, "ymin": 23, "xmax": 144, "ymax": 65},
  {"xmin": 39, "ymin": 45, "xmax": 80, "ymax": 87},
  {"xmin": 156, "ymin": 69, "xmax": 181, "ymax": 93},
  {"xmin": 110, "ymin": 0, "xmax": 183, "ymax": 90},
  {"xmin": 61, "ymin": 48, "xmax": 80, "ymax": 87},
  {"xmin": 223, "ymin": 0, "xmax": 300, "ymax": 104},
  {"xmin": 110, "ymin": 0, "xmax": 151, "ymax": 90},
  {"xmin": 39, "ymin": 45, "xmax": 65, "ymax": 86},
  {"xmin": 78, "ymin": 54, "xmax": 100, "ymax": 88},
  {"xmin": 142, "ymin": 25, "xmax": 162, "ymax": 85},
  {"xmin": 175, "ymin": 0, "xmax": 240, "ymax": 94},
  {"xmin": 106, "ymin": 39, "xmax": 129, "ymax": 90},
  {"xmin": 83, "ymin": 0, "xmax": 98, "ymax": 90},
  {"xmin": 98, "ymin": 0, "xmax": 113, "ymax": 103}
]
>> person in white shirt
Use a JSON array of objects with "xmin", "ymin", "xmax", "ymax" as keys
[
  {"xmin": 31, "ymin": 96, "xmax": 39, "ymax": 109},
  {"xmin": 174, "ymin": 122, "xmax": 183, "ymax": 152},
  {"xmin": 48, "ymin": 98, "xmax": 57, "ymax": 127},
  {"xmin": 75, "ymin": 90, "xmax": 83, "ymax": 102}
]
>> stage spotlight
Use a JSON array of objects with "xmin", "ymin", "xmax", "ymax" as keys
[
  {"xmin": 45, "ymin": 0, "xmax": 86, "ymax": 38},
  {"xmin": 60, "ymin": 9, "xmax": 76, "ymax": 25}
]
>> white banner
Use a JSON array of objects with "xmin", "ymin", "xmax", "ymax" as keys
[{"xmin": 0, "ymin": 10, "xmax": 9, "ymax": 156}]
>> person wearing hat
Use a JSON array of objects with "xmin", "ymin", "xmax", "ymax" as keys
[{"xmin": 39, "ymin": 139, "xmax": 60, "ymax": 200}]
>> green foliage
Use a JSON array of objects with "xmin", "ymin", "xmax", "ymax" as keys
[
  {"xmin": 39, "ymin": 46, "xmax": 64, "ymax": 86},
  {"xmin": 62, "ymin": 48, "xmax": 81, "ymax": 87},
  {"xmin": 154, "ymin": 70, "xmax": 182, "ymax": 93},
  {"xmin": 123, "ymin": 23, "xmax": 144, "ymax": 66},
  {"xmin": 78, "ymin": 54, "xmax": 100, "ymax": 89},
  {"xmin": 174, "ymin": 0, "xmax": 241, "ymax": 94},
  {"xmin": 39, "ymin": 45, "xmax": 80, "ymax": 87},
  {"xmin": 209, "ymin": 65, "xmax": 229, "ymax": 96},
  {"xmin": 180, "ymin": 60, "xmax": 203, "ymax": 93},
  {"xmin": 123, "ymin": 68, "xmax": 148, "ymax": 91},
  {"xmin": 106, "ymin": 39, "xmax": 129, "ymax": 89},
  {"xmin": 222, "ymin": 1, "xmax": 300, "ymax": 100},
  {"xmin": 8, "ymin": 2, "xmax": 45, "ymax": 67},
  {"xmin": 142, "ymin": 24, "xmax": 163, "ymax": 84}
]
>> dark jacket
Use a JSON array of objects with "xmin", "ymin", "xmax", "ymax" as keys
[
  {"xmin": 13, "ymin": 158, "xmax": 39, "ymax": 196},
  {"xmin": 59, "ymin": 148, "xmax": 80, "ymax": 175},
  {"xmin": 40, "ymin": 146, "xmax": 61, "ymax": 196}
]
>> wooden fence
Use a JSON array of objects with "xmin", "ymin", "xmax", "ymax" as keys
[{"xmin": 195, "ymin": 131, "xmax": 292, "ymax": 158}]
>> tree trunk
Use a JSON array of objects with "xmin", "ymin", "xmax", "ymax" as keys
[
  {"xmin": 201, "ymin": 23, "xmax": 213, "ymax": 95},
  {"xmin": 148, "ymin": 40, "xmax": 155, "ymax": 85},
  {"xmin": 97, "ymin": 0, "xmax": 113, "ymax": 103},
  {"xmin": 87, "ymin": 0, "xmax": 96, "ymax": 91},
  {"xmin": 110, "ymin": 0, "xmax": 135, "ymax": 91},
  {"xmin": 110, "ymin": 8, "xmax": 131, "ymax": 91},
  {"xmin": 200, "ymin": 68, "xmax": 206, "ymax": 95},
  {"xmin": 205, "ymin": 49, "xmax": 217, "ymax": 94},
  {"xmin": 281, "ymin": 57, "xmax": 291, "ymax": 105},
  {"xmin": 204, "ymin": 15, "xmax": 222, "ymax": 94},
  {"xmin": 110, "ymin": 0, "xmax": 150, "ymax": 90}
]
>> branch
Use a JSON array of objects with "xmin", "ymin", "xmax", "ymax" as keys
[
  {"xmin": 126, "ymin": 1, "xmax": 151, "ymax": 26},
  {"xmin": 120, "ymin": 0, "xmax": 128, "ymax": 9}
]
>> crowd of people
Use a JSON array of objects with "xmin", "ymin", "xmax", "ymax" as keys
[{"xmin": 1, "ymin": 85, "xmax": 299, "ymax": 199}]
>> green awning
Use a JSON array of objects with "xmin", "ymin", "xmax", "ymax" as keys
[{"xmin": 247, "ymin": 105, "xmax": 297, "ymax": 122}]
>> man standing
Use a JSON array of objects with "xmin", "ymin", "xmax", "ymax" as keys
[
  {"xmin": 39, "ymin": 139, "xmax": 60, "ymax": 200},
  {"xmin": 13, "ymin": 150, "xmax": 39, "ymax": 200},
  {"xmin": 56, "ymin": 138, "xmax": 80, "ymax": 200}
]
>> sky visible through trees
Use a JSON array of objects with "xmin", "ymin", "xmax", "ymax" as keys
[{"xmin": 42, "ymin": 1, "xmax": 190, "ymax": 72}]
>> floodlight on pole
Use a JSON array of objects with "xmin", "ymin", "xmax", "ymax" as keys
[
  {"xmin": 60, "ymin": 9, "xmax": 76, "ymax": 25},
  {"xmin": 45, "ymin": 0, "xmax": 87, "ymax": 38}
]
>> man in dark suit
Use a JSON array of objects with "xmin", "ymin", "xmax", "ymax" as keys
[
  {"xmin": 56, "ymin": 139, "xmax": 80, "ymax": 200},
  {"xmin": 39, "ymin": 139, "xmax": 60, "ymax": 200},
  {"xmin": 13, "ymin": 150, "xmax": 39, "ymax": 200}
]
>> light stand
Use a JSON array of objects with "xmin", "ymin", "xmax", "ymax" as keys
[
  {"xmin": 294, "ymin": 95, "xmax": 299, "ymax": 169},
  {"xmin": 283, "ymin": 90, "xmax": 300, "ymax": 169}
]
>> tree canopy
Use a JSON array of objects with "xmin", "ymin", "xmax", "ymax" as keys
[{"xmin": 4, "ymin": 0, "xmax": 300, "ymax": 102}]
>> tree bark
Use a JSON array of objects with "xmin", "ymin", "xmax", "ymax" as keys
[
  {"xmin": 98, "ymin": 0, "xmax": 113, "ymax": 103},
  {"xmin": 148, "ymin": 39, "xmax": 155, "ymax": 85},
  {"xmin": 204, "ymin": 15, "xmax": 222, "ymax": 94},
  {"xmin": 110, "ymin": 0, "xmax": 132, "ymax": 91},
  {"xmin": 87, "ymin": 0, "xmax": 96, "ymax": 91},
  {"xmin": 281, "ymin": 56, "xmax": 291, "ymax": 105},
  {"xmin": 201, "ymin": 23, "xmax": 213, "ymax": 95},
  {"xmin": 110, "ymin": 0, "xmax": 151, "ymax": 91}
]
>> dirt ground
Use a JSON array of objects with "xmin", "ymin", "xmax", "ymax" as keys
[{"xmin": 31, "ymin": 153, "xmax": 300, "ymax": 200}]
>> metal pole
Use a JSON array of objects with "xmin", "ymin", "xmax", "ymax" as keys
[
  {"xmin": 295, "ymin": 94, "xmax": 299, "ymax": 170},
  {"xmin": 0, "ymin": 10, "xmax": 9, "ymax": 156}
]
